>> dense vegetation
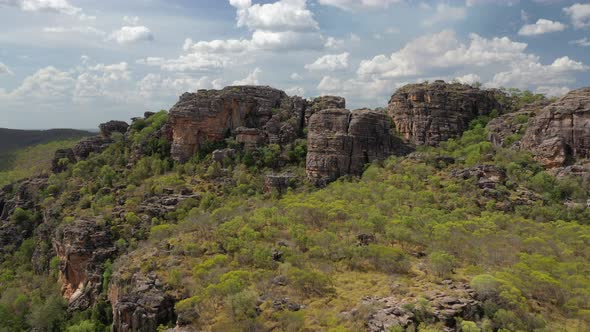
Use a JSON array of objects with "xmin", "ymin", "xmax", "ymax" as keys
[{"xmin": 1, "ymin": 97, "xmax": 590, "ymax": 331}]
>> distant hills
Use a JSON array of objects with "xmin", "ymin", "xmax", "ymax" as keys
[{"xmin": 0, "ymin": 128, "xmax": 93, "ymax": 170}]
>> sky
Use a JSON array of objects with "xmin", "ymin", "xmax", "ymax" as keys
[{"xmin": 0, "ymin": 0, "xmax": 589, "ymax": 129}]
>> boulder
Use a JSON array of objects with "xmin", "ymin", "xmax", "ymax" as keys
[
  {"xmin": 52, "ymin": 219, "xmax": 115, "ymax": 311},
  {"xmin": 109, "ymin": 272, "xmax": 176, "ymax": 332},
  {"xmin": 521, "ymin": 87, "xmax": 590, "ymax": 168},
  {"xmin": 51, "ymin": 148, "xmax": 76, "ymax": 173},
  {"xmin": 264, "ymin": 173, "xmax": 295, "ymax": 194},
  {"xmin": 212, "ymin": 148, "xmax": 236, "ymax": 164},
  {"xmin": 99, "ymin": 120, "xmax": 129, "ymax": 138},
  {"xmin": 388, "ymin": 81, "xmax": 506, "ymax": 146},
  {"xmin": 451, "ymin": 165, "xmax": 507, "ymax": 190},
  {"xmin": 306, "ymin": 108, "xmax": 410, "ymax": 186},
  {"xmin": 72, "ymin": 136, "xmax": 114, "ymax": 160}
]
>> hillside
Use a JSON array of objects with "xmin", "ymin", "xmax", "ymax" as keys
[
  {"xmin": 0, "ymin": 82, "xmax": 589, "ymax": 332},
  {"xmin": 0, "ymin": 128, "xmax": 94, "ymax": 170}
]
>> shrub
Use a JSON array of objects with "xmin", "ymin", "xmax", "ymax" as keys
[{"xmin": 428, "ymin": 251, "xmax": 457, "ymax": 278}]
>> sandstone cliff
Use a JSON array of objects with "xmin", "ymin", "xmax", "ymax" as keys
[
  {"xmin": 521, "ymin": 87, "xmax": 590, "ymax": 168},
  {"xmin": 306, "ymin": 108, "xmax": 410, "ymax": 186},
  {"xmin": 388, "ymin": 81, "xmax": 505, "ymax": 146}
]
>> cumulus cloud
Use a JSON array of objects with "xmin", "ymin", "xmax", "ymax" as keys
[
  {"xmin": 570, "ymin": 37, "xmax": 590, "ymax": 47},
  {"xmin": 138, "ymin": 74, "xmax": 216, "ymax": 99},
  {"xmin": 137, "ymin": 54, "xmax": 227, "ymax": 73},
  {"xmin": 423, "ymin": 4, "xmax": 467, "ymax": 26},
  {"xmin": 535, "ymin": 86, "xmax": 570, "ymax": 97},
  {"xmin": 318, "ymin": 0, "xmax": 402, "ymax": 11},
  {"xmin": 43, "ymin": 26, "xmax": 106, "ymax": 36},
  {"xmin": 0, "ymin": 62, "xmax": 13, "ymax": 75},
  {"xmin": 1, "ymin": 66, "xmax": 75, "ymax": 100},
  {"xmin": 74, "ymin": 62, "xmax": 131, "ymax": 101},
  {"xmin": 564, "ymin": 3, "xmax": 590, "ymax": 29},
  {"xmin": 305, "ymin": 52, "xmax": 350, "ymax": 71},
  {"xmin": 518, "ymin": 19, "xmax": 566, "ymax": 36},
  {"xmin": 285, "ymin": 86, "xmax": 305, "ymax": 96},
  {"xmin": 230, "ymin": 0, "xmax": 318, "ymax": 32},
  {"xmin": 317, "ymin": 75, "xmax": 397, "ymax": 103},
  {"xmin": 290, "ymin": 72, "xmax": 303, "ymax": 80},
  {"xmin": 233, "ymin": 67, "xmax": 262, "ymax": 85},
  {"xmin": 358, "ymin": 30, "xmax": 532, "ymax": 79},
  {"xmin": 0, "ymin": 0, "xmax": 81, "ymax": 15},
  {"xmin": 109, "ymin": 26, "xmax": 154, "ymax": 45},
  {"xmin": 454, "ymin": 73, "xmax": 481, "ymax": 84}
]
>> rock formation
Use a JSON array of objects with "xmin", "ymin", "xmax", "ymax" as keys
[
  {"xmin": 306, "ymin": 108, "xmax": 410, "ymax": 186},
  {"xmin": 109, "ymin": 272, "xmax": 176, "ymax": 332},
  {"xmin": 167, "ymin": 86, "xmax": 308, "ymax": 162},
  {"xmin": 305, "ymin": 95, "xmax": 346, "ymax": 125},
  {"xmin": 388, "ymin": 81, "xmax": 505, "ymax": 146},
  {"xmin": 521, "ymin": 87, "xmax": 590, "ymax": 168},
  {"xmin": 99, "ymin": 120, "xmax": 129, "ymax": 138},
  {"xmin": 52, "ymin": 148, "xmax": 77, "ymax": 173},
  {"xmin": 487, "ymin": 100, "xmax": 550, "ymax": 148},
  {"xmin": 53, "ymin": 219, "xmax": 115, "ymax": 311}
]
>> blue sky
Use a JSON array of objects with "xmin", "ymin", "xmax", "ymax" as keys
[{"xmin": 0, "ymin": 0, "xmax": 589, "ymax": 129}]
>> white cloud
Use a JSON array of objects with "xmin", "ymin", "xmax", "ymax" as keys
[
  {"xmin": 285, "ymin": 86, "xmax": 305, "ymax": 96},
  {"xmin": 1, "ymin": 66, "xmax": 75, "ymax": 100},
  {"xmin": 535, "ymin": 85, "xmax": 570, "ymax": 97},
  {"xmin": 137, "ymin": 54, "xmax": 227, "ymax": 73},
  {"xmin": 123, "ymin": 15, "xmax": 140, "ymax": 25},
  {"xmin": 290, "ymin": 72, "xmax": 302, "ymax": 80},
  {"xmin": 0, "ymin": 0, "xmax": 81, "ymax": 15},
  {"xmin": 138, "ymin": 73, "xmax": 215, "ymax": 99},
  {"xmin": 109, "ymin": 26, "xmax": 154, "ymax": 45},
  {"xmin": 570, "ymin": 37, "xmax": 590, "ymax": 47},
  {"xmin": 74, "ymin": 62, "xmax": 131, "ymax": 101},
  {"xmin": 518, "ymin": 19, "xmax": 566, "ymax": 36},
  {"xmin": 423, "ymin": 4, "xmax": 467, "ymax": 26},
  {"xmin": 564, "ymin": 3, "xmax": 590, "ymax": 29},
  {"xmin": 318, "ymin": 0, "xmax": 402, "ymax": 11},
  {"xmin": 233, "ymin": 67, "xmax": 262, "ymax": 85},
  {"xmin": 487, "ymin": 56, "xmax": 588, "ymax": 89},
  {"xmin": 231, "ymin": 0, "xmax": 318, "ymax": 32},
  {"xmin": 466, "ymin": 0, "xmax": 518, "ymax": 6},
  {"xmin": 358, "ymin": 30, "xmax": 531, "ymax": 79},
  {"xmin": 0, "ymin": 62, "xmax": 13, "ymax": 75},
  {"xmin": 43, "ymin": 26, "xmax": 106, "ymax": 36},
  {"xmin": 454, "ymin": 73, "xmax": 481, "ymax": 84},
  {"xmin": 183, "ymin": 38, "xmax": 251, "ymax": 53},
  {"xmin": 317, "ymin": 75, "xmax": 396, "ymax": 103},
  {"xmin": 305, "ymin": 52, "xmax": 350, "ymax": 71}
]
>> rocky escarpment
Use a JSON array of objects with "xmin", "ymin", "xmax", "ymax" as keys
[
  {"xmin": 388, "ymin": 81, "xmax": 505, "ymax": 146},
  {"xmin": 306, "ymin": 108, "xmax": 410, "ymax": 186},
  {"xmin": 305, "ymin": 95, "xmax": 346, "ymax": 125},
  {"xmin": 168, "ymin": 86, "xmax": 309, "ymax": 162},
  {"xmin": 109, "ymin": 272, "xmax": 176, "ymax": 332},
  {"xmin": 53, "ymin": 219, "xmax": 115, "ymax": 311},
  {"xmin": 487, "ymin": 100, "xmax": 550, "ymax": 148},
  {"xmin": 0, "ymin": 177, "xmax": 47, "ymax": 258},
  {"xmin": 521, "ymin": 88, "xmax": 590, "ymax": 168}
]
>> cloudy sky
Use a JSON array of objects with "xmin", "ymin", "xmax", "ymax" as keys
[{"xmin": 0, "ymin": 0, "xmax": 589, "ymax": 129}]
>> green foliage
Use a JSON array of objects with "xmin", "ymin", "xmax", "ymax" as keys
[{"xmin": 428, "ymin": 251, "xmax": 457, "ymax": 278}]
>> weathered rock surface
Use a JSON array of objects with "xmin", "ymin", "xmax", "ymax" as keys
[
  {"xmin": 72, "ymin": 136, "xmax": 114, "ymax": 160},
  {"xmin": 0, "ymin": 177, "xmax": 47, "ymax": 258},
  {"xmin": 53, "ymin": 219, "xmax": 115, "ymax": 311},
  {"xmin": 305, "ymin": 95, "xmax": 346, "ymax": 125},
  {"xmin": 168, "ymin": 86, "xmax": 308, "ymax": 162},
  {"xmin": 362, "ymin": 281, "xmax": 481, "ymax": 332},
  {"xmin": 521, "ymin": 87, "xmax": 590, "ymax": 168},
  {"xmin": 264, "ymin": 173, "xmax": 295, "ymax": 194},
  {"xmin": 388, "ymin": 81, "xmax": 505, "ymax": 146},
  {"xmin": 99, "ymin": 120, "xmax": 129, "ymax": 138},
  {"xmin": 451, "ymin": 165, "xmax": 507, "ymax": 190},
  {"xmin": 109, "ymin": 272, "xmax": 176, "ymax": 332},
  {"xmin": 487, "ymin": 100, "xmax": 550, "ymax": 148},
  {"xmin": 306, "ymin": 108, "xmax": 410, "ymax": 186}
]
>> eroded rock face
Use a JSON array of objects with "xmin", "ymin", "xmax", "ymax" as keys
[
  {"xmin": 305, "ymin": 95, "xmax": 346, "ymax": 125},
  {"xmin": 99, "ymin": 120, "xmax": 129, "ymax": 138},
  {"xmin": 388, "ymin": 81, "xmax": 505, "ymax": 146},
  {"xmin": 168, "ymin": 86, "xmax": 307, "ymax": 162},
  {"xmin": 264, "ymin": 173, "xmax": 295, "ymax": 194},
  {"xmin": 521, "ymin": 88, "xmax": 590, "ymax": 168},
  {"xmin": 109, "ymin": 272, "xmax": 176, "ymax": 332},
  {"xmin": 306, "ymin": 108, "xmax": 410, "ymax": 186},
  {"xmin": 53, "ymin": 219, "xmax": 115, "ymax": 311},
  {"xmin": 72, "ymin": 136, "xmax": 114, "ymax": 160}
]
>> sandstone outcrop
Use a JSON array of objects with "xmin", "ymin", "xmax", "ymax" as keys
[
  {"xmin": 109, "ymin": 272, "xmax": 176, "ymax": 332},
  {"xmin": 168, "ymin": 86, "xmax": 308, "ymax": 162},
  {"xmin": 264, "ymin": 173, "xmax": 296, "ymax": 194},
  {"xmin": 52, "ymin": 148, "xmax": 77, "ymax": 173},
  {"xmin": 521, "ymin": 88, "xmax": 590, "ymax": 168},
  {"xmin": 99, "ymin": 120, "xmax": 129, "ymax": 138},
  {"xmin": 305, "ymin": 95, "xmax": 346, "ymax": 125},
  {"xmin": 53, "ymin": 219, "xmax": 115, "ymax": 311},
  {"xmin": 487, "ymin": 100, "xmax": 550, "ymax": 148},
  {"xmin": 388, "ymin": 81, "xmax": 505, "ymax": 146},
  {"xmin": 306, "ymin": 108, "xmax": 410, "ymax": 186}
]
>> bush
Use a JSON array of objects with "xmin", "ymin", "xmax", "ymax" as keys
[
  {"xmin": 287, "ymin": 268, "xmax": 335, "ymax": 298},
  {"xmin": 428, "ymin": 251, "xmax": 457, "ymax": 278}
]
